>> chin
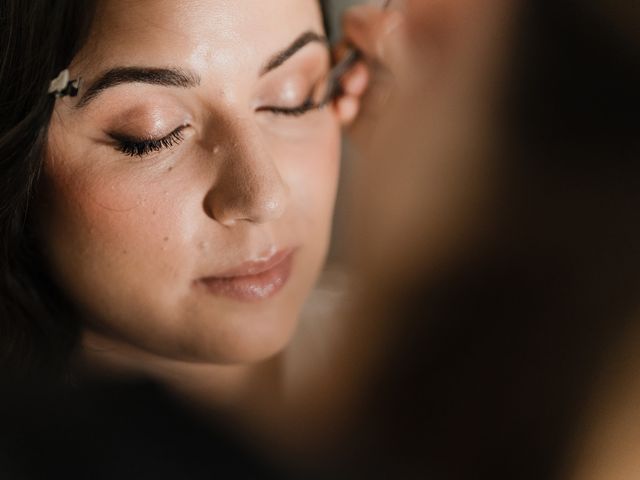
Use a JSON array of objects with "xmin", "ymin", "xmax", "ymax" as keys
[
  {"xmin": 206, "ymin": 330, "xmax": 294, "ymax": 366},
  {"xmin": 77, "ymin": 242, "xmax": 328, "ymax": 369},
  {"xmin": 179, "ymin": 249, "xmax": 324, "ymax": 365},
  {"xmin": 182, "ymin": 307, "xmax": 301, "ymax": 365}
]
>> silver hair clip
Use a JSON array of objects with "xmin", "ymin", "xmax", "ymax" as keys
[{"xmin": 48, "ymin": 69, "xmax": 81, "ymax": 98}]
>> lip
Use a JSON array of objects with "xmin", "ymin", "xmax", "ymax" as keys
[{"xmin": 195, "ymin": 248, "xmax": 296, "ymax": 302}]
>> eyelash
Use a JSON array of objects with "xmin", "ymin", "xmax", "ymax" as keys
[
  {"xmin": 111, "ymin": 96, "xmax": 320, "ymax": 158},
  {"xmin": 112, "ymin": 126, "xmax": 186, "ymax": 157},
  {"xmin": 259, "ymin": 96, "xmax": 321, "ymax": 117}
]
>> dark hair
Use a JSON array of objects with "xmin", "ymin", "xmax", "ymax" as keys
[
  {"xmin": 0, "ymin": 0, "xmax": 97, "ymax": 379},
  {"xmin": 0, "ymin": 0, "xmax": 331, "ymax": 380}
]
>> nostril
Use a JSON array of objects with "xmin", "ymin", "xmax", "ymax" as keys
[
  {"xmin": 204, "ymin": 183, "xmax": 288, "ymax": 226},
  {"xmin": 202, "ymin": 142, "xmax": 289, "ymax": 226}
]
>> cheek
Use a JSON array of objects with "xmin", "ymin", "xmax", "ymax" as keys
[
  {"xmin": 273, "ymin": 114, "xmax": 341, "ymax": 226},
  {"xmin": 39, "ymin": 149, "xmax": 203, "ymax": 311}
]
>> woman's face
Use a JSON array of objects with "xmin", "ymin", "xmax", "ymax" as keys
[{"xmin": 42, "ymin": 0, "xmax": 340, "ymax": 364}]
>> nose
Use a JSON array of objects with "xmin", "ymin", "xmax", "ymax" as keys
[{"xmin": 204, "ymin": 137, "xmax": 288, "ymax": 227}]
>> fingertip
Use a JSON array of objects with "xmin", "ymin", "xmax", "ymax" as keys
[
  {"xmin": 341, "ymin": 62, "xmax": 370, "ymax": 96},
  {"xmin": 336, "ymin": 96, "xmax": 360, "ymax": 126}
]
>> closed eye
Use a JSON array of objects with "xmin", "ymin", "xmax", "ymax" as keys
[
  {"xmin": 110, "ymin": 125, "xmax": 187, "ymax": 157},
  {"xmin": 257, "ymin": 96, "xmax": 321, "ymax": 117}
]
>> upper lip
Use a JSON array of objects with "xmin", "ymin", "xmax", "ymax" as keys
[{"xmin": 200, "ymin": 248, "xmax": 295, "ymax": 279}]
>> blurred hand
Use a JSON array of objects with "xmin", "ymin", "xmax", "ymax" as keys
[{"xmin": 334, "ymin": 4, "xmax": 415, "ymax": 141}]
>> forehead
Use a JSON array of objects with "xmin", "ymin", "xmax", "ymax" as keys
[{"xmin": 73, "ymin": 0, "xmax": 324, "ymax": 75}]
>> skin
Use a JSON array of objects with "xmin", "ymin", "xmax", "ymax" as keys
[
  {"xmin": 287, "ymin": 0, "xmax": 517, "ymax": 446},
  {"xmin": 567, "ymin": 317, "xmax": 640, "ymax": 480},
  {"xmin": 343, "ymin": 0, "xmax": 514, "ymax": 288},
  {"xmin": 40, "ymin": 0, "xmax": 345, "ymax": 407},
  {"xmin": 335, "ymin": 3, "xmax": 640, "ymax": 476}
]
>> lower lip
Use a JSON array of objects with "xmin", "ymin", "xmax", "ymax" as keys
[{"xmin": 196, "ymin": 251, "xmax": 295, "ymax": 302}]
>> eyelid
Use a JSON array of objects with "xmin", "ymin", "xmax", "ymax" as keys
[
  {"xmin": 255, "ymin": 52, "xmax": 331, "ymax": 110},
  {"xmin": 257, "ymin": 98, "xmax": 320, "ymax": 117},
  {"xmin": 109, "ymin": 124, "xmax": 187, "ymax": 143},
  {"xmin": 257, "ymin": 99, "xmax": 319, "ymax": 116},
  {"xmin": 255, "ymin": 80, "xmax": 322, "ymax": 115},
  {"xmin": 110, "ymin": 124, "xmax": 189, "ymax": 157}
]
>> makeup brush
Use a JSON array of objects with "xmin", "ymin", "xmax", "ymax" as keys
[{"xmin": 316, "ymin": 0, "xmax": 393, "ymax": 107}]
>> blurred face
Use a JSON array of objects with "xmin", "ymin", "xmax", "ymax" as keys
[
  {"xmin": 350, "ymin": 0, "xmax": 515, "ymax": 287},
  {"xmin": 41, "ymin": 0, "xmax": 341, "ymax": 364}
]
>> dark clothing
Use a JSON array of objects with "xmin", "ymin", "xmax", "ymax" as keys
[{"xmin": 0, "ymin": 380, "xmax": 287, "ymax": 480}]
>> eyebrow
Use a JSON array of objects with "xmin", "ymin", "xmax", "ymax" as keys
[
  {"xmin": 76, "ymin": 67, "xmax": 201, "ymax": 109},
  {"xmin": 75, "ymin": 30, "xmax": 328, "ymax": 109},
  {"xmin": 260, "ymin": 31, "xmax": 329, "ymax": 76}
]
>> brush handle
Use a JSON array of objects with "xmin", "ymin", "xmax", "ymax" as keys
[{"xmin": 318, "ymin": 0, "xmax": 392, "ymax": 106}]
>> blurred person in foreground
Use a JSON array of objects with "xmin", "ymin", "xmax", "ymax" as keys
[{"xmin": 297, "ymin": 0, "xmax": 640, "ymax": 478}]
